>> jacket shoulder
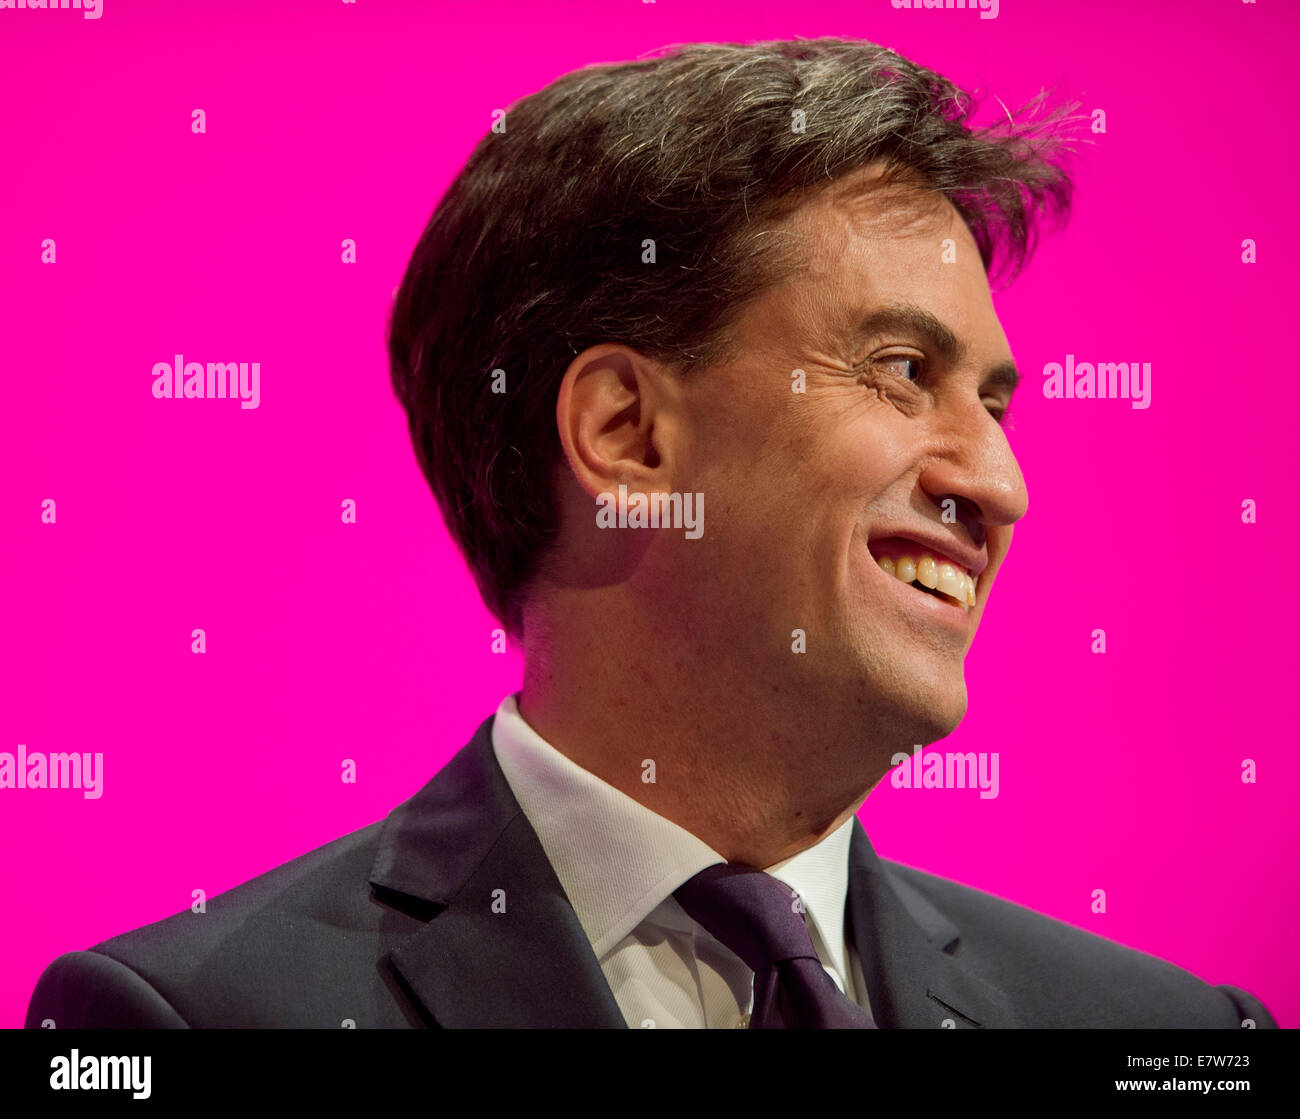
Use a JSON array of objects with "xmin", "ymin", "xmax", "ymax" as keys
[
  {"xmin": 26, "ymin": 949, "xmax": 190, "ymax": 1028},
  {"xmin": 27, "ymin": 819, "xmax": 418, "ymax": 1028},
  {"xmin": 881, "ymin": 858, "xmax": 1276, "ymax": 1028}
]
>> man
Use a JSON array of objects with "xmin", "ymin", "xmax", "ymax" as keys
[{"xmin": 27, "ymin": 37, "xmax": 1275, "ymax": 1029}]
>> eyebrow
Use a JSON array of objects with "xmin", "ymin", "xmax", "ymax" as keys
[{"xmin": 851, "ymin": 303, "xmax": 1022, "ymax": 396}]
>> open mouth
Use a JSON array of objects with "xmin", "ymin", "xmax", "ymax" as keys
[{"xmin": 866, "ymin": 536, "xmax": 978, "ymax": 611}]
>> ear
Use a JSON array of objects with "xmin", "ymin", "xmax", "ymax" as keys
[{"xmin": 555, "ymin": 343, "xmax": 684, "ymax": 501}]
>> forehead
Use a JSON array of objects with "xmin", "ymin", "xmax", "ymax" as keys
[{"xmin": 760, "ymin": 164, "xmax": 996, "ymax": 352}]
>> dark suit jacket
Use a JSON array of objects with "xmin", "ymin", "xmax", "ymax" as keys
[{"xmin": 26, "ymin": 714, "xmax": 1277, "ymax": 1028}]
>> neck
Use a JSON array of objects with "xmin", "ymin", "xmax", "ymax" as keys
[{"xmin": 518, "ymin": 597, "xmax": 890, "ymax": 868}]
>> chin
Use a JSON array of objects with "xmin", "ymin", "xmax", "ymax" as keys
[{"xmin": 907, "ymin": 682, "xmax": 968, "ymax": 744}]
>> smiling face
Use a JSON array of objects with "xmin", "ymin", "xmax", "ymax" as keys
[{"xmin": 669, "ymin": 164, "xmax": 1029, "ymax": 751}]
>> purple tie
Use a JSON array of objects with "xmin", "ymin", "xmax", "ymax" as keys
[{"xmin": 673, "ymin": 862, "xmax": 878, "ymax": 1029}]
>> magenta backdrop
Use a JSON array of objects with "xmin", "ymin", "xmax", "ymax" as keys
[{"xmin": 3, "ymin": 0, "xmax": 1296, "ymax": 1030}]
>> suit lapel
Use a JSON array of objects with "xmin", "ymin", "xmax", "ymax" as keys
[
  {"xmin": 847, "ymin": 819, "xmax": 1021, "ymax": 1028},
  {"xmin": 369, "ymin": 715, "xmax": 627, "ymax": 1028},
  {"xmin": 371, "ymin": 712, "xmax": 1016, "ymax": 1029}
]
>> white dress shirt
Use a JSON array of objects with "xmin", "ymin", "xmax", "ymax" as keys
[{"xmin": 490, "ymin": 692, "xmax": 872, "ymax": 1028}]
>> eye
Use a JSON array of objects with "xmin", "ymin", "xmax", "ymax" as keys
[
  {"xmin": 985, "ymin": 401, "xmax": 1013, "ymax": 428},
  {"xmin": 871, "ymin": 353, "xmax": 924, "ymax": 382}
]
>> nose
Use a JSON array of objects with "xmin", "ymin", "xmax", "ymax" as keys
[{"xmin": 918, "ymin": 401, "xmax": 1029, "ymax": 540}]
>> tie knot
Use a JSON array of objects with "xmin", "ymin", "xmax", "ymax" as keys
[{"xmin": 673, "ymin": 862, "xmax": 817, "ymax": 973}]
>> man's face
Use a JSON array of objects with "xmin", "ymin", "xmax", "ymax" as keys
[{"xmin": 671, "ymin": 165, "xmax": 1028, "ymax": 750}]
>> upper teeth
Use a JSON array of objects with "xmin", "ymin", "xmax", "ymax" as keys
[{"xmin": 875, "ymin": 553, "xmax": 976, "ymax": 608}]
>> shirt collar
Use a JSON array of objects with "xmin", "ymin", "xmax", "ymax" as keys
[{"xmin": 490, "ymin": 692, "xmax": 856, "ymax": 976}]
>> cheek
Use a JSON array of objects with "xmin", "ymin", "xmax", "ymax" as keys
[
  {"xmin": 822, "ymin": 414, "xmax": 914, "ymax": 500},
  {"xmin": 693, "ymin": 391, "xmax": 912, "ymax": 529}
]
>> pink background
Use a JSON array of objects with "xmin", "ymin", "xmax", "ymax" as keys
[{"xmin": 2, "ymin": 0, "xmax": 1296, "ymax": 1028}]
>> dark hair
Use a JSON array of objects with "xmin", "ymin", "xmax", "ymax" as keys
[{"xmin": 387, "ymin": 37, "xmax": 1077, "ymax": 638}]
